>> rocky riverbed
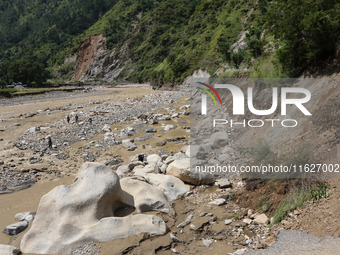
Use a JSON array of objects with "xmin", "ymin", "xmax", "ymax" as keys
[{"xmin": 1, "ymin": 84, "xmax": 338, "ymax": 255}]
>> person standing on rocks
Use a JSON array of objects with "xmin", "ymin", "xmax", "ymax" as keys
[
  {"xmin": 66, "ymin": 114, "xmax": 70, "ymax": 123},
  {"xmin": 75, "ymin": 114, "xmax": 79, "ymax": 123},
  {"xmin": 89, "ymin": 117, "xmax": 92, "ymax": 125},
  {"xmin": 48, "ymin": 136, "xmax": 52, "ymax": 149}
]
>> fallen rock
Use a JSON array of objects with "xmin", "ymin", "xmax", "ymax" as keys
[
  {"xmin": 144, "ymin": 173, "xmax": 190, "ymax": 201},
  {"xmin": 215, "ymin": 179, "xmax": 232, "ymax": 188},
  {"xmin": 166, "ymin": 158, "xmax": 214, "ymax": 185},
  {"xmin": 14, "ymin": 211, "xmax": 36, "ymax": 222},
  {"xmin": 209, "ymin": 198, "xmax": 226, "ymax": 206},
  {"xmin": 202, "ymin": 238, "xmax": 214, "ymax": 247},
  {"xmin": 225, "ymin": 219, "xmax": 233, "ymax": 225},
  {"xmin": 3, "ymin": 221, "xmax": 28, "ymax": 235},
  {"xmin": 145, "ymin": 128, "xmax": 157, "ymax": 133},
  {"xmin": 177, "ymin": 214, "xmax": 193, "ymax": 228},
  {"xmin": 170, "ymin": 233, "xmax": 182, "ymax": 243},
  {"xmin": 128, "ymin": 161, "xmax": 144, "ymax": 170},
  {"xmin": 104, "ymin": 157, "xmax": 123, "ymax": 166},
  {"xmin": 243, "ymin": 218, "xmax": 253, "ymax": 225},
  {"xmin": 0, "ymin": 244, "xmax": 20, "ymax": 255},
  {"xmin": 116, "ymin": 165, "xmax": 130, "ymax": 178},
  {"xmin": 147, "ymin": 154, "xmax": 162, "ymax": 165},
  {"xmin": 134, "ymin": 164, "xmax": 160, "ymax": 176},
  {"xmin": 122, "ymin": 139, "xmax": 137, "ymax": 151},
  {"xmin": 21, "ymin": 163, "xmax": 167, "ymax": 254},
  {"xmin": 164, "ymin": 125, "xmax": 177, "ymax": 131},
  {"xmin": 102, "ymin": 124, "xmax": 112, "ymax": 132},
  {"xmin": 254, "ymin": 214, "xmax": 269, "ymax": 225}
]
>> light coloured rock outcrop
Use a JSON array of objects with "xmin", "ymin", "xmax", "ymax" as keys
[
  {"xmin": 21, "ymin": 162, "xmax": 167, "ymax": 254},
  {"xmin": 144, "ymin": 173, "xmax": 190, "ymax": 201},
  {"xmin": 120, "ymin": 176, "xmax": 171, "ymax": 214},
  {"xmin": 166, "ymin": 158, "xmax": 214, "ymax": 185},
  {"xmin": 0, "ymin": 244, "xmax": 20, "ymax": 255}
]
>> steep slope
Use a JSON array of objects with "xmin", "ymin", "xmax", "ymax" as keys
[{"xmin": 0, "ymin": 0, "xmax": 339, "ymax": 85}]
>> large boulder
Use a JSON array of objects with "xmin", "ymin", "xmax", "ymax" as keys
[
  {"xmin": 0, "ymin": 244, "xmax": 20, "ymax": 255},
  {"xmin": 144, "ymin": 173, "xmax": 190, "ymax": 201},
  {"xmin": 21, "ymin": 163, "xmax": 167, "ymax": 254},
  {"xmin": 166, "ymin": 158, "xmax": 214, "ymax": 185}
]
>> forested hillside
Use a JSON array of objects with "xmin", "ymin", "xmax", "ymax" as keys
[{"xmin": 0, "ymin": 0, "xmax": 339, "ymax": 85}]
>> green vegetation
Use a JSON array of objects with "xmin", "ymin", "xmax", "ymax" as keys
[
  {"xmin": 0, "ymin": 60, "xmax": 50, "ymax": 86},
  {"xmin": 0, "ymin": 0, "xmax": 339, "ymax": 84},
  {"xmin": 272, "ymin": 182, "xmax": 330, "ymax": 225}
]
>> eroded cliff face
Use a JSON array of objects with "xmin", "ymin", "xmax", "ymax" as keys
[
  {"xmin": 68, "ymin": 33, "xmax": 132, "ymax": 82},
  {"xmin": 71, "ymin": 34, "xmax": 107, "ymax": 81}
]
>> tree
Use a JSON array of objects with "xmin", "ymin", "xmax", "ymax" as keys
[{"xmin": 267, "ymin": 0, "xmax": 340, "ymax": 76}]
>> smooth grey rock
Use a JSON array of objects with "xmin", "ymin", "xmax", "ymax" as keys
[
  {"xmin": 3, "ymin": 221, "xmax": 28, "ymax": 235},
  {"xmin": 21, "ymin": 163, "xmax": 167, "ymax": 254},
  {"xmin": 164, "ymin": 125, "xmax": 177, "ymax": 131},
  {"xmin": 0, "ymin": 244, "xmax": 20, "ymax": 255},
  {"xmin": 120, "ymin": 177, "xmax": 171, "ymax": 214},
  {"xmin": 170, "ymin": 233, "xmax": 182, "ymax": 243},
  {"xmin": 202, "ymin": 239, "xmax": 213, "ymax": 247},
  {"xmin": 210, "ymin": 198, "xmax": 226, "ymax": 206},
  {"xmin": 177, "ymin": 214, "xmax": 193, "ymax": 228},
  {"xmin": 14, "ymin": 211, "xmax": 36, "ymax": 222},
  {"xmin": 104, "ymin": 157, "xmax": 123, "ymax": 166},
  {"xmin": 146, "ymin": 154, "xmax": 162, "ymax": 165},
  {"xmin": 225, "ymin": 219, "xmax": 233, "ymax": 225},
  {"xmin": 122, "ymin": 139, "xmax": 137, "ymax": 151},
  {"xmin": 215, "ymin": 179, "xmax": 232, "ymax": 189},
  {"xmin": 128, "ymin": 161, "xmax": 144, "ymax": 170},
  {"xmin": 243, "ymin": 218, "xmax": 252, "ymax": 225},
  {"xmin": 166, "ymin": 158, "xmax": 215, "ymax": 185},
  {"xmin": 145, "ymin": 128, "xmax": 157, "ymax": 133},
  {"xmin": 102, "ymin": 124, "xmax": 111, "ymax": 132}
]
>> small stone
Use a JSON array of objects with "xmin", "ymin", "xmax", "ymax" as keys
[
  {"xmin": 202, "ymin": 238, "xmax": 213, "ymax": 247},
  {"xmin": 293, "ymin": 210, "xmax": 300, "ymax": 215},
  {"xmin": 177, "ymin": 214, "xmax": 193, "ymax": 228},
  {"xmin": 243, "ymin": 218, "xmax": 252, "ymax": 225},
  {"xmin": 215, "ymin": 179, "xmax": 232, "ymax": 189},
  {"xmin": 122, "ymin": 140, "xmax": 137, "ymax": 151},
  {"xmin": 200, "ymin": 212, "xmax": 208, "ymax": 217},
  {"xmin": 145, "ymin": 128, "xmax": 157, "ymax": 133},
  {"xmin": 3, "ymin": 221, "xmax": 28, "ymax": 235},
  {"xmin": 210, "ymin": 198, "xmax": 226, "ymax": 206},
  {"xmin": 164, "ymin": 125, "xmax": 177, "ymax": 131},
  {"xmin": 170, "ymin": 233, "xmax": 182, "ymax": 243},
  {"xmin": 254, "ymin": 214, "xmax": 269, "ymax": 225},
  {"xmin": 225, "ymin": 219, "xmax": 233, "ymax": 225},
  {"xmin": 14, "ymin": 211, "xmax": 36, "ymax": 222}
]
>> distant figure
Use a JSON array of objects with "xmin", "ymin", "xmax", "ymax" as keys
[
  {"xmin": 66, "ymin": 114, "xmax": 70, "ymax": 123},
  {"xmin": 75, "ymin": 114, "xmax": 79, "ymax": 123},
  {"xmin": 48, "ymin": 137, "xmax": 52, "ymax": 149},
  {"xmin": 89, "ymin": 117, "xmax": 92, "ymax": 124},
  {"xmin": 138, "ymin": 154, "xmax": 144, "ymax": 162}
]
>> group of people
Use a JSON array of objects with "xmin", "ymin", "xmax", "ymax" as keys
[
  {"xmin": 47, "ymin": 114, "xmax": 94, "ymax": 149},
  {"xmin": 66, "ymin": 114, "xmax": 92, "ymax": 124}
]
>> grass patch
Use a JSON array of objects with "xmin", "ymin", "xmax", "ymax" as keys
[
  {"xmin": 272, "ymin": 181, "xmax": 330, "ymax": 225},
  {"xmin": 0, "ymin": 88, "xmax": 19, "ymax": 97}
]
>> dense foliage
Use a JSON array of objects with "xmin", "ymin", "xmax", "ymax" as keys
[
  {"xmin": 0, "ymin": 0, "xmax": 339, "ymax": 85},
  {"xmin": 266, "ymin": 0, "xmax": 340, "ymax": 76},
  {"xmin": 0, "ymin": 60, "xmax": 50, "ymax": 86}
]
